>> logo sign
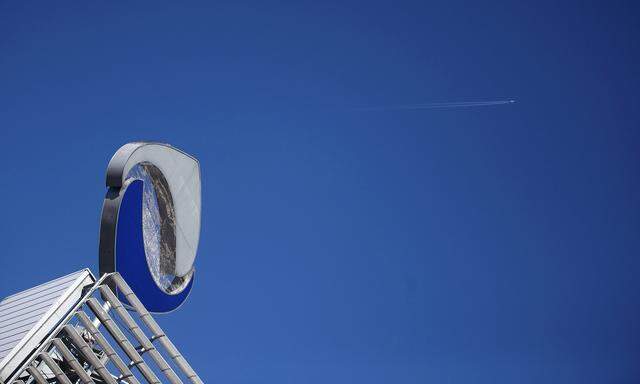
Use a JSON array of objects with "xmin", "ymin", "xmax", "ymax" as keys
[{"xmin": 99, "ymin": 143, "xmax": 201, "ymax": 313}]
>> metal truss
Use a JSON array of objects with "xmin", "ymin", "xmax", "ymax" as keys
[{"xmin": 4, "ymin": 274, "xmax": 202, "ymax": 384}]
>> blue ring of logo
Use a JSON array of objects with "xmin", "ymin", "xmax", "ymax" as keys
[{"xmin": 115, "ymin": 180, "xmax": 194, "ymax": 313}]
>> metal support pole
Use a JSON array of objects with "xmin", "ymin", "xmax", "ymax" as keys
[
  {"xmin": 51, "ymin": 338, "xmax": 95, "ymax": 384},
  {"xmin": 39, "ymin": 353, "xmax": 72, "ymax": 384},
  {"xmin": 86, "ymin": 298, "xmax": 160, "ymax": 384},
  {"xmin": 99, "ymin": 286, "xmax": 182, "ymax": 384},
  {"xmin": 62, "ymin": 325, "xmax": 118, "ymax": 384},
  {"xmin": 76, "ymin": 311, "xmax": 140, "ymax": 384},
  {"xmin": 111, "ymin": 274, "xmax": 203, "ymax": 384},
  {"xmin": 24, "ymin": 367, "xmax": 46, "ymax": 384}
]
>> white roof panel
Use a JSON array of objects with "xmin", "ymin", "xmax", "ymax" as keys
[{"xmin": 0, "ymin": 269, "xmax": 95, "ymax": 381}]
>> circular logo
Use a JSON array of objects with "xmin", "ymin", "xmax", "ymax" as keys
[{"xmin": 99, "ymin": 143, "xmax": 201, "ymax": 313}]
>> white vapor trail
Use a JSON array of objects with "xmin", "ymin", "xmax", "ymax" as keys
[{"xmin": 355, "ymin": 99, "xmax": 515, "ymax": 111}]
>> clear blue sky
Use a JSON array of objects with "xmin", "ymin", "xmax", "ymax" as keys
[{"xmin": 1, "ymin": 1, "xmax": 639, "ymax": 383}]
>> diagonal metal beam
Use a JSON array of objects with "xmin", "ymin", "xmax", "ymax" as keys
[
  {"xmin": 62, "ymin": 325, "xmax": 118, "ymax": 384},
  {"xmin": 85, "ymin": 298, "xmax": 160, "ymax": 384},
  {"xmin": 39, "ymin": 352, "xmax": 72, "ymax": 384},
  {"xmin": 99, "ymin": 286, "xmax": 182, "ymax": 384},
  {"xmin": 111, "ymin": 274, "xmax": 203, "ymax": 384},
  {"xmin": 24, "ymin": 367, "xmax": 46, "ymax": 384},
  {"xmin": 51, "ymin": 338, "xmax": 95, "ymax": 384},
  {"xmin": 76, "ymin": 311, "xmax": 140, "ymax": 384}
]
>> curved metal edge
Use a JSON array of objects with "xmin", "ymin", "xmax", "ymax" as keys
[
  {"xmin": 105, "ymin": 142, "xmax": 146, "ymax": 187},
  {"xmin": 99, "ymin": 186, "xmax": 124, "ymax": 280},
  {"xmin": 105, "ymin": 142, "xmax": 200, "ymax": 187}
]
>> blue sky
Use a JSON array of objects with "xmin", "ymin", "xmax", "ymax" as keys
[{"xmin": 1, "ymin": 1, "xmax": 639, "ymax": 383}]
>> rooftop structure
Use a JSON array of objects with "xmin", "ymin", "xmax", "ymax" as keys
[{"xmin": 0, "ymin": 270, "xmax": 202, "ymax": 384}]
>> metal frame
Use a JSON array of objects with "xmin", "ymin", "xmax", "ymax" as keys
[{"xmin": 4, "ymin": 273, "xmax": 202, "ymax": 384}]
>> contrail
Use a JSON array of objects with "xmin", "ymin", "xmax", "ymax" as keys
[{"xmin": 354, "ymin": 99, "xmax": 515, "ymax": 111}]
